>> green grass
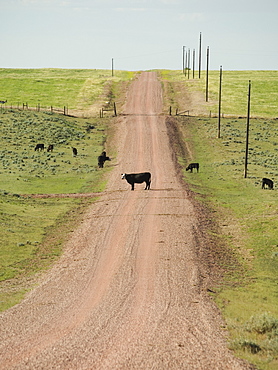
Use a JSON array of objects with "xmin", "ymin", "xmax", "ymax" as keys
[
  {"xmin": 0, "ymin": 108, "xmax": 114, "ymax": 310},
  {"xmin": 181, "ymin": 117, "xmax": 278, "ymax": 369},
  {"xmin": 0, "ymin": 110, "xmax": 107, "ymax": 193},
  {"xmin": 202, "ymin": 70, "xmax": 278, "ymax": 118},
  {"xmin": 0, "ymin": 194, "xmax": 93, "ymax": 311},
  {"xmin": 0, "ymin": 67, "xmax": 135, "ymax": 311},
  {"xmin": 0, "ymin": 194, "xmax": 76, "ymax": 281},
  {"xmin": 160, "ymin": 69, "xmax": 278, "ymax": 118},
  {"xmin": 160, "ymin": 70, "xmax": 278, "ymax": 369},
  {"xmin": 0, "ymin": 68, "xmax": 134, "ymax": 110}
]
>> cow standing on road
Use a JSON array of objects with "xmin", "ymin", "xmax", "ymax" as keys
[{"xmin": 121, "ymin": 172, "xmax": 151, "ymax": 190}]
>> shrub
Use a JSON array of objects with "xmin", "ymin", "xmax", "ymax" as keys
[
  {"xmin": 230, "ymin": 339, "xmax": 261, "ymax": 354},
  {"xmin": 245, "ymin": 312, "xmax": 278, "ymax": 334}
]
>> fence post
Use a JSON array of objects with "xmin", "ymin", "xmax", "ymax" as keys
[
  {"xmin": 169, "ymin": 106, "xmax": 172, "ymax": 115},
  {"xmin": 114, "ymin": 102, "xmax": 117, "ymax": 116}
]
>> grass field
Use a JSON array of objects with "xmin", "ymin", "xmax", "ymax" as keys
[
  {"xmin": 0, "ymin": 110, "xmax": 107, "ymax": 194},
  {"xmin": 0, "ymin": 68, "xmax": 134, "ymax": 311},
  {"xmin": 0, "ymin": 68, "xmax": 277, "ymax": 368},
  {"xmin": 183, "ymin": 117, "xmax": 277, "ymax": 369},
  {"xmin": 0, "ymin": 68, "xmax": 134, "ymax": 111},
  {"xmin": 160, "ymin": 70, "xmax": 278, "ymax": 369},
  {"xmin": 0, "ymin": 109, "xmax": 111, "ymax": 310},
  {"xmin": 160, "ymin": 69, "xmax": 278, "ymax": 118}
]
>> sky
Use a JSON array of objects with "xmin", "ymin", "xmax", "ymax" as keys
[{"xmin": 0, "ymin": 0, "xmax": 278, "ymax": 71}]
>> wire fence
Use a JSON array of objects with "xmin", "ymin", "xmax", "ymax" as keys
[{"xmin": 0, "ymin": 102, "xmax": 69, "ymax": 115}]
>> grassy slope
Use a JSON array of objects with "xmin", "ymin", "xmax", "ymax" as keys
[
  {"xmin": 160, "ymin": 69, "xmax": 278, "ymax": 118},
  {"xmin": 160, "ymin": 70, "xmax": 278, "ymax": 370},
  {"xmin": 0, "ymin": 69, "xmax": 134, "ymax": 311},
  {"xmin": 0, "ymin": 110, "xmax": 108, "ymax": 310},
  {"xmin": 0, "ymin": 68, "xmax": 134, "ymax": 110}
]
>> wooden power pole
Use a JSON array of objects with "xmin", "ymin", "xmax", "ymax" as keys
[
  {"xmin": 205, "ymin": 46, "xmax": 209, "ymax": 102},
  {"xmin": 218, "ymin": 66, "xmax": 223, "ymax": 138},
  {"xmin": 244, "ymin": 80, "xmax": 252, "ymax": 178},
  {"xmin": 198, "ymin": 32, "xmax": 202, "ymax": 78}
]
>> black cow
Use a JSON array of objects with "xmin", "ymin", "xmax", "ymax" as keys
[
  {"xmin": 186, "ymin": 163, "xmax": 199, "ymax": 172},
  {"xmin": 98, "ymin": 151, "xmax": 111, "ymax": 168},
  {"xmin": 262, "ymin": 178, "xmax": 273, "ymax": 189},
  {"xmin": 121, "ymin": 172, "xmax": 151, "ymax": 190},
  {"xmin": 34, "ymin": 143, "xmax": 44, "ymax": 151},
  {"xmin": 47, "ymin": 144, "xmax": 54, "ymax": 152},
  {"xmin": 72, "ymin": 147, "xmax": 78, "ymax": 156}
]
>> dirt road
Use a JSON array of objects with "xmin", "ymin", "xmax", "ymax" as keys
[{"xmin": 0, "ymin": 72, "xmax": 253, "ymax": 369}]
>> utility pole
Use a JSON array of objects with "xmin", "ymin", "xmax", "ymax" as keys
[
  {"xmin": 187, "ymin": 48, "xmax": 190, "ymax": 79},
  {"xmin": 206, "ymin": 46, "xmax": 209, "ymax": 102},
  {"xmin": 218, "ymin": 66, "xmax": 223, "ymax": 138},
  {"xmin": 183, "ymin": 46, "xmax": 185, "ymax": 74},
  {"xmin": 112, "ymin": 58, "xmax": 114, "ymax": 77},
  {"xmin": 244, "ymin": 80, "xmax": 252, "ymax": 178},
  {"xmin": 193, "ymin": 49, "xmax": 195, "ymax": 79},
  {"xmin": 198, "ymin": 32, "xmax": 202, "ymax": 78},
  {"xmin": 185, "ymin": 48, "xmax": 187, "ymax": 76}
]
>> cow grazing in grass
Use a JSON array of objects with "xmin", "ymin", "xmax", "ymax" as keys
[
  {"xmin": 47, "ymin": 144, "xmax": 54, "ymax": 152},
  {"xmin": 98, "ymin": 151, "xmax": 110, "ymax": 168},
  {"xmin": 72, "ymin": 147, "xmax": 78, "ymax": 156},
  {"xmin": 186, "ymin": 163, "xmax": 199, "ymax": 172},
  {"xmin": 121, "ymin": 172, "xmax": 151, "ymax": 190},
  {"xmin": 262, "ymin": 178, "xmax": 273, "ymax": 189},
  {"xmin": 35, "ymin": 143, "xmax": 44, "ymax": 151}
]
